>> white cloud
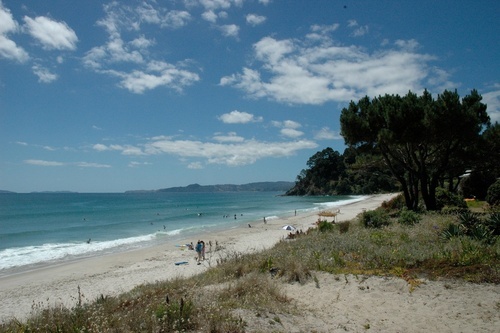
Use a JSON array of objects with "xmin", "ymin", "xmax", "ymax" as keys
[
  {"xmin": 75, "ymin": 162, "xmax": 111, "ymax": 168},
  {"xmin": 105, "ymin": 64, "xmax": 200, "ymax": 94},
  {"xmin": 311, "ymin": 23, "xmax": 339, "ymax": 34},
  {"xmin": 246, "ymin": 14, "xmax": 266, "ymax": 26},
  {"xmin": 254, "ymin": 36, "xmax": 294, "ymax": 64},
  {"xmin": 188, "ymin": 161, "xmax": 203, "ymax": 169},
  {"xmin": 272, "ymin": 120, "xmax": 303, "ymax": 138},
  {"xmin": 202, "ymin": 10, "xmax": 218, "ymax": 23},
  {"xmin": 198, "ymin": 0, "xmax": 243, "ymax": 11},
  {"xmin": 135, "ymin": 3, "xmax": 191, "ymax": 28},
  {"xmin": 221, "ymin": 28, "xmax": 447, "ymax": 105},
  {"xmin": 314, "ymin": 127, "xmax": 341, "ymax": 140},
  {"xmin": 130, "ymin": 35, "xmax": 155, "ymax": 49},
  {"xmin": 282, "ymin": 120, "xmax": 301, "ymax": 129},
  {"xmin": 280, "ymin": 128, "xmax": 303, "ymax": 138},
  {"xmin": 93, "ymin": 135, "xmax": 317, "ymax": 167},
  {"xmin": 218, "ymin": 110, "xmax": 263, "ymax": 123},
  {"xmin": 92, "ymin": 143, "xmax": 110, "ymax": 151},
  {"xmin": 24, "ymin": 160, "xmax": 111, "ymax": 168},
  {"xmin": 24, "ymin": 159, "xmax": 111, "ymax": 168},
  {"xmin": 0, "ymin": 3, "xmax": 29, "ymax": 62},
  {"xmin": 83, "ymin": 2, "xmax": 199, "ymax": 93},
  {"xmin": 213, "ymin": 132, "xmax": 245, "ymax": 142},
  {"xmin": 483, "ymin": 87, "xmax": 500, "ymax": 124},
  {"xmin": 144, "ymin": 137, "xmax": 317, "ymax": 166},
  {"xmin": 219, "ymin": 24, "xmax": 239, "ymax": 38},
  {"xmin": 162, "ymin": 10, "xmax": 192, "ymax": 28},
  {"xmin": 128, "ymin": 161, "xmax": 152, "ymax": 168},
  {"xmin": 395, "ymin": 39, "xmax": 420, "ymax": 52},
  {"xmin": 25, "ymin": 159, "xmax": 64, "ymax": 166},
  {"xmin": 136, "ymin": 3, "xmax": 191, "ymax": 29},
  {"xmin": 347, "ymin": 19, "xmax": 369, "ymax": 37},
  {"xmin": 32, "ymin": 64, "xmax": 58, "ymax": 83},
  {"xmin": 23, "ymin": 16, "xmax": 78, "ymax": 50}
]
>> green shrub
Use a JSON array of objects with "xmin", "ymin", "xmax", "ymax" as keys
[
  {"xmin": 398, "ymin": 209, "xmax": 421, "ymax": 225},
  {"xmin": 486, "ymin": 179, "xmax": 500, "ymax": 207},
  {"xmin": 381, "ymin": 193, "xmax": 406, "ymax": 210},
  {"xmin": 338, "ymin": 221, "xmax": 350, "ymax": 234},
  {"xmin": 360, "ymin": 209, "xmax": 390, "ymax": 228},
  {"xmin": 318, "ymin": 220, "xmax": 334, "ymax": 232},
  {"xmin": 441, "ymin": 211, "xmax": 498, "ymax": 244},
  {"xmin": 458, "ymin": 211, "xmax": 482, "ymax": 231},
  {"xmin": 485, "ymin": 212, "xmax": 500, "ymax": 236},
  {"xmin": 440, "ymin": 223, "xmax": 463, "ymax": 240},
  {"xmin": 436, "ymin": 187, "xmax": 466, "ymax": 209}
]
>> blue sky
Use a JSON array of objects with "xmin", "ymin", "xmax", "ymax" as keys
[{"xmin": 1, "ymin": 0, "xmax": 499, "ymax": 193}]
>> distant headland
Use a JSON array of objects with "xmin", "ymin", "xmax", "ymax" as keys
[{"xmin": 126, "ymin": 181, "xmax": 294, "ymax": 193}]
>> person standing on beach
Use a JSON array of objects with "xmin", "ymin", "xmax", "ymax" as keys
[
  {"xmin": 195, "ymin": 240, "xmax": 203, "ymax": 264},
  {"xmin": 201, "ymin": 240, "xmax": 206, "ymax": 260}
]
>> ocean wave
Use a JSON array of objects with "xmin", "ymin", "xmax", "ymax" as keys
[
  {"xmin": 314, "ymin": 196, "xmax": 368, "ymax": 208},
  {"xmin": 0, "ymin": 233, "xmax": 157, "ymax": 270}
]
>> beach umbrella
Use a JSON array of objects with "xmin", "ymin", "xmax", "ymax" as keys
[{"xmin": 282, "ymin": 225, "xmax": 296, "ymax": 231}]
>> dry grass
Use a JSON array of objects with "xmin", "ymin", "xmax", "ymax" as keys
[{"xmin": 1, "ymin": 206, "xmax": 498, "ymax": 332}]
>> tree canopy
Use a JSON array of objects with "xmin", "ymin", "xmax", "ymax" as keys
[
  {"xmin": 340, "ymin": 89, "xmax": 490, "ymax": 210},
  {"xmin": 285, "ymin": 146, "xmax": 400, "ymax": 196}
]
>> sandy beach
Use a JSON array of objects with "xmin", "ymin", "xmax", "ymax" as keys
[{"xmin": 1, "ymin": 193, "xmax": 499, "ymax": 332}]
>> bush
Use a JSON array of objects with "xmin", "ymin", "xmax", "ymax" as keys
[
  {"xmin": 398, "ymin": 209, "xmax": 421, "ymax": 225},
  {"xmin": 440, "ymin": 210, "xmax": 498, "ymax": 244},
  {"xmin": 338, "ymin": 221, "xmax": 350, "ymax": 234},
  {"xmin": 317, "ymin": 220, "xmax": 334, "ymax": 232},
  {"xmin": 486, "ymin": 179, "xmax": 500, "ymax": 207},
  {"xmin": 485, "ymin": 212, "xmax": 500, "ymax": 236},
  {"xmin": 360, "ymin": 209, "xmax": 390, "ymax": 228},
  {"xmin": 381, "ymin": 193, "xmax": 405, "ymax": 210},
  {"xmin": 435, "ymin": 187, "xmax": 466, "ymax": 210}
]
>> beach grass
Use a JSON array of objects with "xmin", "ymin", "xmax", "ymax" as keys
[{"xmin": 1, "ymin": 202, "xmax": 499, "ymax": 332}]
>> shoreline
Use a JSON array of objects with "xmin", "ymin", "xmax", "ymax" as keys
[{"xmin": 0, "ymin": 193, "xmax": 397, "ymax": 322}]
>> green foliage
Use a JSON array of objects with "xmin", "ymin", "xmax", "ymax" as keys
[
  {"xmin": 286, "ymin": 146, "xmax": 400, "ymax": 196},
  {"xmin": 318, "ymin": 220, "xmax": 334, "ymax": 232},
  {"xmin": 486, "ymin": 179, "xmax": 500, "ymax": 207},
  {"xmin": 440, "ymin": 210, "xmax": 498, "ymax": 244},
  {"xmin": 381, "ymin": 194, "xmax": 406, "ymax": 211},
  {"xmin": 340, "ymin": 89, "xmax": 490, "ymax": 211},
  {"xmin": 360, "ymin": 209, "xmax": 390, "ymax": 228},
  {"xmin": 338, "ymin": 221, "xmax": 350, "ymax": 234},
  {"xmin": 485, "ymin": 212, "xmax": 500, "ymax": 236},
  {"xmin": 440, "ymin": 223, "xmax": 463, "ymax": 241},
  {"xmin": 158, "ymin": 297, "xmax": 195, "ymax": 332},
  {"xmin": 436, "ymin": 187, "xmax": 466, "ymax": 209},
  {"xmin": 398, "ymin": 209, "xmax": 421, "ymax": 225}
]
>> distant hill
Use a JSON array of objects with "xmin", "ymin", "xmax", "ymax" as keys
[
  {"xmin": 151, "ymin": 181, "xmax": 294, "ymax": 193},
  {"xmin": 0, "ymin": 190, "xmax": 15, "ymax": 194}
]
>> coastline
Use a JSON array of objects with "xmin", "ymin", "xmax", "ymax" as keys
[
  {"xmin": 0, "ymin": 193, "xmax": 395, "ymax": 321},
  {"xmin": 3, "ymin": 192, "xmax": 498, "ymax": 332}
]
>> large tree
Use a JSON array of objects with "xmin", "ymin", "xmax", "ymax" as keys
[{"xmin": 340, "ymin": 89, "xmax": 489, "ymax": 210}]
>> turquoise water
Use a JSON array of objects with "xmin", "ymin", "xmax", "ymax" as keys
[{"xmin": 0, "ymin": 192, "xmax": 363, "ymax": 274}]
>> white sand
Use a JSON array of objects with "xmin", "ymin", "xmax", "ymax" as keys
[{"xmin": 1, "ymin": 193, "xmax": 498, "ymax": 332}]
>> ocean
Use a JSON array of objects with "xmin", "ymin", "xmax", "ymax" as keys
[{"xmin": 0, "ymin": 192, "xmax": 364, "ymax": 276}]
